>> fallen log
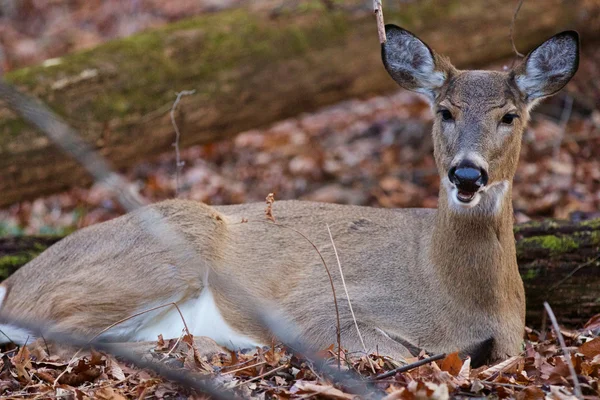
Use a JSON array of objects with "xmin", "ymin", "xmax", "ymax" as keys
[
  {"xmin": 1, "ymin": 0, "xmax": 599, "ymax": 206},
  {"xmin": 1, "ymin": 217, "xmax": 599, "ymax": 328}
]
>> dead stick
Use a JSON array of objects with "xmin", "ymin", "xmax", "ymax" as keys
[
  {"xmin": 543, "ymin": 302, "xmax": 583, "ymax": 399},
  {"xmin": 373, "ymin": 0, "xmax": 386, "ymax": 44},
  {"xmin": 373, "ymin": 353, "xmax": 446, "ymax": 380},
  {"xmin": 232, "ymin": 363, "xmax": 288, "ymax": 388}
]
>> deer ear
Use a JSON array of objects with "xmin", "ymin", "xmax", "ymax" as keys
[
  {"xmin": 513, "ymin": 31, "xmax": 579, "ymax": 104},
  {"xmin": 381, "ymin": 25, "xmax": 450, "ymax": 102}
]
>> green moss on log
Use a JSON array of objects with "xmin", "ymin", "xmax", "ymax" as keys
[{"xmin": 516, "ymin": 235, "xmax": 578, "ymax": 256}]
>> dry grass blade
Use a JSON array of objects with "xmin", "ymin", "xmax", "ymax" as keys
[
  {"xmin": 234, "ymin": 219, "xmax": 342, "ymax": 370},
  {"xmin": 326, "ymin": 223, "xmax": 375, "ymax": 374},
  {"xmin": 544, "ymin": 301, "xmax": 583, "ymax": 399}
]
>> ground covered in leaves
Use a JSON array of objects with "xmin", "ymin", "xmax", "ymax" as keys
[{"xmin": 0, "ymin": 316, "xmax": 599, "ymax": 399}]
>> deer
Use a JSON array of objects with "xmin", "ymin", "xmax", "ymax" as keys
[{"xmin": 0, "ymin": 25, "xmax": 579, "ymax": 366}]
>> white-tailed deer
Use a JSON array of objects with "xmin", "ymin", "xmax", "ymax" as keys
[{"xmin": 0, "ymin": 26, "xmax": 579, "ymax": 365}]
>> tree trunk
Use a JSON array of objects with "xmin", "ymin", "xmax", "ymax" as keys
[
  {"xmin": 1, "ymin": 217, "xmax": 599, "ymax": 327},
  {"xmin": 1, "ymin": 0, "xmax": 599, "ymax": 206}
]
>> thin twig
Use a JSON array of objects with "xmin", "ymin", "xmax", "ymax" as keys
[
  {"xmin": 326, "ymin": 223, "xmax": 375, "ymax": 374},
  {"xmin": 233, "ymin": 219, "xmax": 342, "ymax": 370},
  {"xmin": 553, "ymin": 94, "xmax": 573, "ymax": 160},
  {"xmin": 543, "ymin": 302, "xmax": 583, "ymax": 399},
  {"xmin": 373, "ymin": 353, "xmax": 446, "ymax": 380},
  {"xmin": 231, "ymin": 363, "xmax": 288, "ymax": 388},
  {"xmin": 92, "ymin": 302, "xmax": 192, "ymax": 341},
  {"xmin": 221, "ymin": 361, "xmax": 267, "ymax": 376},
  {"xmin": 510, "ymin": 0, "xmax": 525, "ymax": 59},
  {"xmin": 162, "ymin": 330, "xmax": 186, "ymax": 360},
  {"xmin": 53, "ymin": 301, "xmax": 193, "ymax": 387},
  {"xmin": 373, "ymin": 0, "xmax": 386, "ymax": 44},
  {"xmin": 170, "ymin": 89, "xmax": 196, "ymax": 197},
  {"xmin": 549, "ymin": 255, "xmax": 600, "ymax": 291}
]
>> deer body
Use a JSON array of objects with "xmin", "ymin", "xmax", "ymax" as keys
[{"xmin": 0, "ymin": 26, "xmax": 579, "ymax": 365}]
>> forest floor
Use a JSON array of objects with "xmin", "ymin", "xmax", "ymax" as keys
[{"xmin": 0, "ymin": 1, "xmax": 599, "ymax": 399}]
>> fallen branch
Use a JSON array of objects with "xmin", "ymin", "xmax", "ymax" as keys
[{"xmin": 373, "ymin": 353, "xmax": 446, "ymax": 380}]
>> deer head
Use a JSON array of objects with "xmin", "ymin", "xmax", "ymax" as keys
[{"xmin": 381, "ymin": 26, "xmax": 579, "ymax": 216}]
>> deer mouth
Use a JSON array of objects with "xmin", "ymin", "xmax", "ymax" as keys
[{"xmin": 456, "ymin": 190, "xmax": 477, "ymax": 203}]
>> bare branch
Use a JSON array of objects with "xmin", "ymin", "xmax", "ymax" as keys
[
  {"xmin": 170, "ymin": 89, "xmax": 196, "ymax": 197},
  {"xmin": 510, "ymin": 0, "xmax": 525, "ymax": 58}
]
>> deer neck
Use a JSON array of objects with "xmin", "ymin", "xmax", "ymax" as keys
[{"xmin": 430, "ymin": 183, "xmax": 519, "ymax": 309}]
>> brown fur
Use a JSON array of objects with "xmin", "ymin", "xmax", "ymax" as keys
[{"xmin": 0, "ymin": 27, "xmax": 579, "ymax": 365}]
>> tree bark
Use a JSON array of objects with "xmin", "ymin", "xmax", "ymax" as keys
[
  {"xmin": 1, "ymin": 217, "xmax": 599, "ymax": 328},
  {"xmin": 1, "ymin": 0, "xmax": 599, "ymax": 206}
]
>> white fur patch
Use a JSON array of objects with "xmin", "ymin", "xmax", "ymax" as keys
[
  {"xmin": 130, "ymin": 289, "xmax": 261, "ymax": 351},
  {"xmin": 444, "ymin": 178, "xmax": 509, "ymax": 216},
  {"xmin": 0, "ymin": 325, "xmax": 35, "ymax": 345}
]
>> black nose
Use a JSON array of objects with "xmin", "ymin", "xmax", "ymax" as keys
[{"xmin": 448, "ymin": 163, "xmax": 488, "ymax": 193}]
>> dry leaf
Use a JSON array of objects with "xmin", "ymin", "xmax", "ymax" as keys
[
  {"xmin": 579, "ymin": 337, "xmax": 600, "ymax": 359},
  {"xmin": 292, "ymin": 381, "xmax": 355, "ymax": 399},
  {"xmin": 438, "ymin": 352, "xmax": 462, "ymax": 376},
  {"xmin": 516, "ymin": 386, "xmax": 545, "ymax": 400},
  {"xmin": 479, "ymin": 355, "xmax": 521, "ymax": 378}
]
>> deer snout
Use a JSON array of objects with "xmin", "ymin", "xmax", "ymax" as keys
[{"xmin": 448, "ymin": 161, "xmax": 489, "ymax": 195}]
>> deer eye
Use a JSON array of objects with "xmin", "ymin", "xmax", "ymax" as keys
[
  {"xmin": 501, "ymin": 113, "xmax": 519, "ymax": 125},
  {"xmin": 438, "ymin": 109, "xmax": 454, "ymax": 122}
]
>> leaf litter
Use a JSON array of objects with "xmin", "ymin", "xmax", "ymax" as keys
[{"xmin": 0, "ymin": 314, "xmax": 598, "ymax": 398}]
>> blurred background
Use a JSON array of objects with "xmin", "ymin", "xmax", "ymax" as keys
[{"xmin": 0, "ymin": 0, "xmax": 598, "ymax": 236}]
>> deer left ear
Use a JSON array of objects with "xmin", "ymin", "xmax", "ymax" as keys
[
  {"xmin": 381, "ymin": 25, "xmax": 453, "ymax": 103},
  {"xmin": 513, "ymin": 31, "xmax": 579, "ymax": 104}
]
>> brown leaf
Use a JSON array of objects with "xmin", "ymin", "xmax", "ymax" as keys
[
  {"xmin": 11, "ymin": 346, "xmax": 32, "ymax": 382},
  {"xmin": 292, "ymin": 381, "xmax": 355, "ymax": 400},
  {"xmin": 516, "ymin": 386, "xmax": 545, "ymax": 400},
  {"xmin": 479, "ymin": 356, "xmax": 521, "ymax": 379},
  {"xmin": 579, "ymin": 337, "xmax": 600, "ymax": 359},
  {"xmin": 94, "ymin": 387, "xmax": 127, "ymax": 400},
  {"xmin": 438, "ymin": 352, "xmax": 463, "ymax": 377},
  {"xmin": 583, "ymin": 313, "xmax": 600, "ymax": 331}
]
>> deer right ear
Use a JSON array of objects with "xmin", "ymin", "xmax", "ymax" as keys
[
  {"xmin": 513, "ymin": 31, "xmax": 580, "ymax": 105},
  {"xmin": 381, "ymin": 25, "xmax": 449, "ymax": 102}
]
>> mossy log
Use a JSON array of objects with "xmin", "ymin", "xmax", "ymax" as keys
[
  {"xmin": 1, "ymin": 0, "xmax": 599, "ymax": 207},
  {"xmin": 1, "ymin": 217, "xmax": 598, "ymax": 328},
  {"xmin": 515, "ymin": 218, "xmax": 600, "ymax": 328}
]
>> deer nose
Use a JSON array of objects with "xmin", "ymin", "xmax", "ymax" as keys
[{"xmin": 448, "ymin": 163, "xmax": 488, "ymax": 193}]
